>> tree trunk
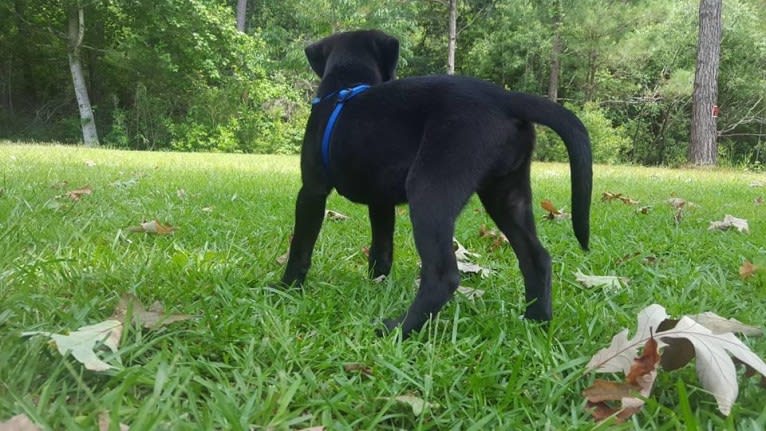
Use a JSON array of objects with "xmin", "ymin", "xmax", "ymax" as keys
[
  {"xmin": 689, "ymin": 0, "xmax": 722, "ymax": 166},
  {"xmin": 236, "ymin": 0, "xmax": 247, "ymax": 33},
  {"xmin": 68, "ymin": 4, "xmax": 99, "ymax": 147},
  {"xmin": 447, "ymin": 0, "xmax": 457, "ymax": 75},
  {"xmin": 547, "ymin": 0, "xmax": 562, "ymax": 102}
]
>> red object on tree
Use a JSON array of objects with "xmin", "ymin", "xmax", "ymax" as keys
[{"xmin": 712, "ymin": 105, "xmax": 720, "ymax": 118}]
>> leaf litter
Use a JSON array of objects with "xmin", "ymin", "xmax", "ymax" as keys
[
  {"xmin": 22, "ymin": 294, "xmax": 193, "ymax": 371},
  {"xmin": 584, "ymin": 303, "xmax": 766, "ymax": 422}
]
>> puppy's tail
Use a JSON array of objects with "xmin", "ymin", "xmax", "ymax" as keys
[{"xmin": 506, "ymin": 92, "xmax": 592, "ymax": 250}]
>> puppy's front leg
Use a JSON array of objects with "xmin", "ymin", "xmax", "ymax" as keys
[
  {"xmin": 281, "ymin": 186, "xmax": 328, "ymax": 287},
  {"xmin": 368, "ymin": 204, "xmax": 395, "ymax": 278}
]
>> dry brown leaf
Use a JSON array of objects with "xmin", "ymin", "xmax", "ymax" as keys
[
  {"xmin": 451, "ymin": 239, "xmax": 492, "ymax": 277},
  {"xmin": 541, "ymin": 199, "xmax": 570, "ymax": 221},
  {"xmin": 588, "ymin": 304, "xmax": 766, "ymax": 418},
  {"xmin": 479, "ymin": 224, "xmax": 508, "ymax": 249},
  {"xmin": 114, "ymin": 293, "xmax": 194, "ymax": 329},
  {"xmin": 324, "ymin": 210, "xmax": 349, "ymax": 221},
  {"xmin": 276, "ymin": 250, "xmax": 289, "ymax": 265},
  {"xmin": 127, "ymin": 220, "xmax": 175, "ymax": 235},
  {"xmin": 602, "ymin": 192, "xmax": 640, "ymax": 205},
  {"xmin": 686, "ymin": 311, "xmax": 763, "ymax": 337},
  {"xmin": 0, "ymin": 414, "xmax": 41, "ymax": 431},
  {"xmin": 456, "ymin": 286, "xmax": 485, "ymax": 300},
  {"xmin": 66, "ymin": 185, "xmax": 93, "ymax": 201},
  {"xmin": 636, "ymin": 206, "xmax": 651, "ymax": 215},
  {"xmin": 755, "ymin": 196, "xmax": 764, "ymax": 205},
  {"xmin": 739, "ymin": 260, "xmax": 759, "ymax": 280},
  {"xmin": 98, "ymin": 412, "xmax": 129, "ymax": 431},
  {"xmin": 343, "ymin": 362, "xmax": 373, "ymax": 377},
  {"xmin": 575, "ymin": 270, "xmax": 629, "ymax": 290},
  {"xmin": 708, "ymin": 215, "xmax": 749, "ymax": 233}
]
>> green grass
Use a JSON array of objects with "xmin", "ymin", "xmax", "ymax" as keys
[{"xmin": 1, "ymin": 142, "xmax": 765, "ymax": 430}]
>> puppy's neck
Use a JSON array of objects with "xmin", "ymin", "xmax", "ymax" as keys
[{"xmin": 317, "ymin": 66, "xmax": 381, "ymax": 98}]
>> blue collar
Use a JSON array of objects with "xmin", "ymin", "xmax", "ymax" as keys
[{"xmin": 311, "ymin": 84, "xmax": 371, "ymax": 180}]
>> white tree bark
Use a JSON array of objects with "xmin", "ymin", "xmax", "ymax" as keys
[
  {"xmin": 68, "ymin": 4, "xmax": 99, "ymax": 147},
  {"xmin": 689, "ymin": 0, "xmax": 722, "ymax": 166},
  {"xmin": 236, "ymin": 0, "xmax": 247, "ymax": 33},
  {"xmin": 447, "ymin": 0, "xmax": 457, "ymax": 75}
]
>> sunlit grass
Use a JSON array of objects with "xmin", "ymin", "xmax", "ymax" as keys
[{"xmin": 1, "ymin": 142, "xmax": 765, "ymax": 430}]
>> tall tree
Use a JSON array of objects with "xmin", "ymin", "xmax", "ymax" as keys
[
  {"xmin": 236, "ymin": 0, "xmax": 247, "ymax": 32},
  {"xmin": 67, "ymin": 1, "xmax": 99, "ymax": 147},
  {"xmin": 547, "ymin": 0, "xmax": 562, "ymax": 102},
  {"xmin": 689, "ymin": 0, "xmax": 722, "ymax": 166},
  {"xmin": 447, "ymin": 0, "xmax": 457, "ymax": 74}
]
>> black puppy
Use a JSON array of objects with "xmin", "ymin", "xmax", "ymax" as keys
[{"xmin": 279, "ymin": 30, "xmax": 592, "ymax": 338}]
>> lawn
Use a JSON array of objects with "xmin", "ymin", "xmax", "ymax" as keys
[{"xmin": 1, "ymin": 142, "xmax": 765, "ymax": 430}]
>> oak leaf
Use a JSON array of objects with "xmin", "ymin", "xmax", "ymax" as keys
[
  {"xmin": 0, "ymin": 414, "xmax": 41, "ymax": 431},
  {"xmin": 452, "ymin": 238, "xmax": 492, "ymax": 277},
  {"xmin": 541, "ymin": 199, "xmax": 570, "ymax": 221},
  {"xmin": 127, "ymin": 220, "xmax": 174, "ymax": 235},
  {"xmin": 324, "ymin": 210, "xmax": 349, "ymax": 221},
  {"xmin": 708, "ymin": 215, "xmax": 749, "ymax": 233},
  {"xmin": 22, "ymin": 294, "xmax": 193, "ymax": 371},
  {"xmin": 739, "ymin": 260, "xmax": 759, "ymax": 280},
  {"xmin": 575, "ymin": 270, "xmax": 629, "ymax": 290},
  {"xmin": 66, "ymin": 185, "xmax": 93, "ymax": 201}
]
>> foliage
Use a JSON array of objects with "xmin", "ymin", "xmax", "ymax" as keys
[{"xmin": 0, "ymin": 0, "xmax": 764, "ymax": 164}]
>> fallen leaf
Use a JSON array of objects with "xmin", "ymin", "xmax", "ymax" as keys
[
  {"xmin": 343, "ymin": 362, "xmax": 373, "ymax": 377},
  {"xmin": 575, "ymin": 270, "xmax": 629, "ymax": 290},
  {"xmin": 587, "ymin": 304, "xmax": 766, "ymax": 418},
  {"xmin": 22, "ymin": 294, "xmax": 192, "ymax": 371},
  {"xmin": 456, "ymin": 285, "xmax": 485, "ymax": 300},
  {"xmin": 479, "ymin": 224, "xmax": 508, "ymax": 249},
  {"xmin": 0, "ymin": 414, "xmax": 42, "ymax": 431},
  {"xmin": 739, "ymin": 260, "xmax": 759, "ymax": 280},
  {"xmin": 686, "ymin": 311, "xmax": 763, "ymax": 337},
  {"xmin": 708, "ymin": 215, "xmax": 749, "ymax": 233},
  {"xmin": 50, "ymin": 180, "xmax": 69, "ymax": 189},
  {"xmin": 98, "ymin": 412, "xmax": 129, "ymax": 431},
  {"xmin": 372, "ymin": 274, "xmax": 386, "ymax": 283},
  {"xmin": 452, "ymin": 239, "xmax": 492, "ymax": 277},
  {"xmin": 361, "ymin": 245, "xmax": 370, "ymax": 257},
  {"xmin": 201, "ymin": 206, "xmax": 213, "ymax": 213},
  {"xmin": 66, "ymin": 185, "xmax": 93, "ymax": 201},
  {"xmin": 127, "ymin": 220, "xmax": 174, "ymax": 235},
  {"xmin": 667, "ymin": 197, "xmax": 697, "ymax": 209},
  {"xmin": 276, "ymin": 250, "xmax": 289, "ymax": 265},
  {"xmin": 324, "ymin": 210, "xmax": 349, "ymax": 221},
  {"xmin": 116, "ymin": 294, "xmax": 194, "ymax": 329},
  {"xmin": 85, "ymin": 160, "xmax": 97, "ymax": 167},
  {"xmin": 390, "ymin": 395, "xmax": 437, "ymax": 416},
  {"xmin": 541, "ymin": 199, "xmax": 570, "ymax": 221},
  {"xmin": 22, "ymin": 319, "xmax": 122, "ymax": 371},
  {"xmin": 636, "ymin": 206, "xmax": 651, "ymax": 215},
  {"xmin": 601, "ymin": 192, "xmax": 640, "ymax": 205},
  {"xmin": 176, "ymin": 189, "xmax": 187, "ymax": 199},
  {"xmin": 656, "ymin": 316, "xmax": 766, "ymax": 415},
  {"xmin": 755, "ymin": 196, "xmax": 764, "ymax": 205}
]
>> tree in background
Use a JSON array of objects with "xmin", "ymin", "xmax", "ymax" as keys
[
  {"xmin": 689, "ymin": 0, "xmax": 722, "ymax": 166},
  {"xmin": 66, "ymin": 1, "xmax": 99, "ymax": 147}
]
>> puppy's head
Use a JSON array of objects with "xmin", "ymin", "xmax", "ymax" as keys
[{"xmin": 305, "ymin": 30, "xmax": 399, "ymax": 85}]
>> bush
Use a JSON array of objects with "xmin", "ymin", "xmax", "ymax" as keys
[{"xmin": 534, "ymin": 102, "xmax": 631, "ymax": 164}]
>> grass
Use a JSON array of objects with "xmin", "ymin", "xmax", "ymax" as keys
[{"xmin": 1, "ymin": 142, "xmax": 765, "ymax": 430}]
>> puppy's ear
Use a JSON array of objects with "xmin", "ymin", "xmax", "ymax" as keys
[
  {"xmin": 305, "ymin": 41, "xmax": 327, "ymax": 78},
  {"xmin": 375, "ymin": 35, "xmax": 399, "ymax": 81}
]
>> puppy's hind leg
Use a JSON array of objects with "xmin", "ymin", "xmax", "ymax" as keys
[
  {"xmin": 478, "ymin": 171, "xmax": 553, "ymax": 321},
  {"xmin": 368, "ymin": 203, "xmax": 395, "ymax": 278},
  {"xmin": 385, "ymin": 184, "xmax": 472, "ymax": 338}
]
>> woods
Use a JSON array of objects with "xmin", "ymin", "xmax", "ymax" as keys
[{"xmin": 1, "ymin": 0, "xmax": 764, "ymax": 166}]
